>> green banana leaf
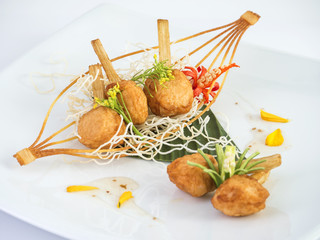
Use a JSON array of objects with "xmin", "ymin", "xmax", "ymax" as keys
[{"xmin": 151, "ymin": 108, "xmax": 235, "ymax": 162}]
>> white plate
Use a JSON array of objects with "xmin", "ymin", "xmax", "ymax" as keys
[{"xmin": 1, "ymin": 4, "xmax": 320, "ymax": 240}]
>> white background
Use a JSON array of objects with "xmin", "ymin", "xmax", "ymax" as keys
[{"xmin": 0, "ymin": 0, "xmax": 319, "ymax": 239}]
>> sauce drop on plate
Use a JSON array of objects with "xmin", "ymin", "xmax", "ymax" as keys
[{"xmin": 69, "ymin": 177, "xmax": 160, "ymax": 222}]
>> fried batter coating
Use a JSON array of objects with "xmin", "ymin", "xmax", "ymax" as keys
[
  {"xmin": 211, "ymin": 175, "xmax": 269, "ymax": 216},
  {"xmin": 144, "ymin": 69, "xmax": 193, "ymax": 117},
  {"xmin": 167, "ymin": 153, "xmax": 217, "ymax": 197},
  {"xmin": 106, "ymin": 80, "xmax": 148, "ymax": 125},
  {"xmin": 78, "ymin": 107, "xmax": 126, "ymax": 149}
]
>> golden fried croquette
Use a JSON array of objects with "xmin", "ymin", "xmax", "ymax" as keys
[
  {"xmin": 144, "ymin": 69, "xmax": 193, "ymax": 117},
  {"xmin": 211, "ymin": 175, "xmax": 269, "ymax": 216},
  {"xmin": 78, "ymin": 107, "xmax": 126, "ymax": 149},
  {"xmin": 167, "ymin": 153, "xmax": 217, "ymax": 197},
  {"xmin": 106, "ymin": 80, "xmax": 148, "ymax": 125}
]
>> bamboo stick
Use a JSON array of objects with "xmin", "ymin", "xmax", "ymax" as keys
[
  {"xmin": 34, "ymin": 121, "xmax": 75, "ymax": 149},
  {"xmin": 178, "ymin": 23, "xmax": 238, "ymax": 63},
  {"xmin": 14, "ymin": 148, "xmax": 36, "ymax": 166},
  {"xmin": 207, "ymin": 22, "xmax": 247, "ymax": 70},
  {"xmin": 240, "ymin": 11, "xmax": 260, "ymax": 25},
  {"xmin": 195, "ymin": 25, "xmax": 241, "ymax": 67},
  {"xmin": 89, "ymin": 64, "xmax": 105, "ymax": 99},
  {"xmin": 91, "ymin": 39, "xmax": 121, "ymax": 82},
  {"xmin": 110, "ymin": 20, "xmax": 239, "ymax": 63},
  {"xmin": 30, "ymin": 75, "xmax": 82, "ymax": 148},
  {"xmin": 37, "ymin": 137, "xmax": 78, "ymax": 151},
  {"xmin": 157, "ymin": 19, "xmax": 171, "ymax": 65},
  {"xmin": 218, "ymin": 25, "xmax": 248, "ymax": 67}
]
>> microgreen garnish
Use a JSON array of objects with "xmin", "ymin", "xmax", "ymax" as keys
[
  {"xmin": 187, "ymin": 144, "xmax": 266, "ymax": 187},
  {"xmin": 94, "ymin": 83, "xmax": 142, "ymax": 137},
  {"xmin": 131, "ymin": 54, "xmax": 175, "ymax": 94}
]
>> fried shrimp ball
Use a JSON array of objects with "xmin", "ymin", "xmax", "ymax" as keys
[
  {"xmin": 106, "ymin": 80, "xmax": 148, "ymax": 125},
  {"xmin": 167, "ymin": 153, "xmax": 217, "ymax": 197},
  {"xmin": 144, "ymin": 69, "xmax": 193, "ymax": 117},
  {"xmin": 77, "ymin": 107, "xmax": 126, "ymax": 149},
  {"xmin": 211, "ymin": 175, "xmax": 269, "ymax": 216}
]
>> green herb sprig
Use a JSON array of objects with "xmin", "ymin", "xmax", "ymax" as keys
[
  {"xmin": 187, "ymin": 144, "xmax": 266, "ymax": 188},
  {"xmin": 94, "ymin": 83, "xmax": 142, "ymax": 137},
  {"xmin": 131, "ymin": 54, "xmax": 175, "ymax": 95}
]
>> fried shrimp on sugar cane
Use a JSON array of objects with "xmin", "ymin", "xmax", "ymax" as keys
[
  {"xmin": 78, "ymin": 39, "xmax": 148, "ymax": 149},
  {"xmin": 167, "ymin": 153, "xmax": 217, "ymax": 197},
  {"xmin": 92, "ymin": 39, "xmax": 148, "ymax": 126},
  {"xmin": 144, "ymin": 68, "xmax": 193, "ymax": 117},
  {"xmin": 78, "ymin": 81, "xmax": 146, "ymax": 149},
  {"xmin": 144, "ymin": 19, "xmax": 193, "ymax": 117},
  {"xmin": 77, "ymin": 64, "xmax": 126, "ymax": 149},
  {"xmin": 106, "ymin": 80, "xmax": 148, "ymax": 125},
  {"xmin": 77, "ymin": 106, "xmax": 126, "ymax": 149},
  {"xmin": 211, "ymin": 175, "xmax": 269, "ymax": 216},
  {"xmin": 168, "ymin": 145, "xmax": 281, "ymax": 217}
]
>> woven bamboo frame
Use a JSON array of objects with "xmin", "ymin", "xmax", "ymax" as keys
[{"xmin": 14, "ymin": 11, "xmax": 260, "ymax": 166}]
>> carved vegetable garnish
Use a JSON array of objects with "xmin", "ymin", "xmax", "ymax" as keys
[
  {"xmin": 182, "ymin": 63, "xmax": 239, "ymax": 103},
  {"xmin": 265, "ymin": 129, "xmax": 284, "ymax": 146},
  {"xmin": 66, "ymin": 185, "xmax": 99, "ymax": 192},
  {"xmin": 117, "ymin": 191, "xmax": 133, "ymax": 208},
  {"xmin": 260, "ymin": 109, "xmax": 289, "ymax": 123}
]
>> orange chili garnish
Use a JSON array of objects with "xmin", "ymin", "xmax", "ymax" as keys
[{"xmin": 182, "ymin": 63, "xmax": 239, "ymax": 103}]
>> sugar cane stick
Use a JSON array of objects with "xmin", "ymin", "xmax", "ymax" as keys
[
  {"xmin": 251, "ymin": 170, "xmax": 271, "ymax": 184},
  {"xmin": 250, "ymin": 154, "xmax": 281, "ymax": 173},
  {"xmin": 91, "ymin": 39, "xmax": 121, "ymax": 82},
  {"xmin": 157, "ymin": 19, "xmax": 171, "ymax": 66},
  {"xmin": 89, "ymin": 64, "xmax": 105, "ymax": 99},
  {"xmin": 249, "ymin": 154, "xmax": 281, "ymax": 184},
  {"xmin": 229, "ymin": 153, "xmax": 281, "ymax": 184}
]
